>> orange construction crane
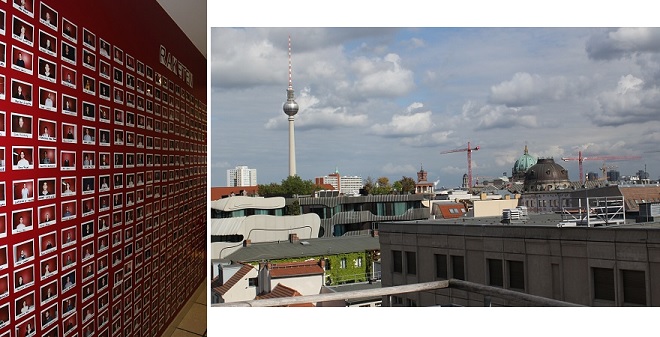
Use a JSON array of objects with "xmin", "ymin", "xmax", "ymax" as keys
[
  {"xmin": 441, "ymin": 142, "xmax": 480, "ymax": 189},
  {"xmin": 561, "ymin": 151, "xmax": 641, "ymax": 184}
]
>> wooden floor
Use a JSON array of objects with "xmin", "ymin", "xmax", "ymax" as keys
[{"xmin": 160, "ymin": 280, "xmax": 207, "ymax": 337}]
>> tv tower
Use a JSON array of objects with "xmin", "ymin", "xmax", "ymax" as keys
[{"xmin": 283, "ymin": 35, "xmax": 299, "ymax": 177}]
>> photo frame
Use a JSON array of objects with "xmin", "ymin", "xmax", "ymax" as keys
[
  {"xmin": 38, "ymin": 146, "xmax": 56, "ymax": 169},
  {"xmin": 60, "ymin": 150, "xmax": 76, "ymax": 171},
  {"xmin": 13, "ymin": 238, "xmax": 34, "ymax": 267},
  {"xmin": 11, "ymin": 78, "xmax": 33, "ymax": 105},
  {"xmin": 38, "ymin": 29, "xmax": 57, "ymax": 57},
  {"xmin": 99, "ymin": 81, "xmax": 110, "ymax": 100},
  {"xmin": 61, "ymin": 64, "xmax": 76, "ymax": 88},
  {"xmin": 113, "ymin": 45, "xmax": 123, "ymax": 64},
  {"xmin": 60, "ymin": 40, "xmax": 75, "ymax": 65},
  {"xmin": 13, "ymin": 264, "xmax": 34, "ymax": 292},
  {"xmin": 83, "ymin": 27, "xmax": 95, "ymax": 50},
  {"xmin": 83, "ymin": 74, "xmax": 96, "ymax": 95},
  {"xmin": 61, "ymin": 199, "xmax": 77, "ymax": 221},
  {"xmin": 40, "ymin": 256, "xmax": 57, "ymax": 283},
  {"xmin": 39, "ymin": 230, "xmax": 57, "ymax": 256},
  {"xmin": 99, "ymin": 104, "xmax": 110, "ymax": 123},
  {"xmin": 12, "ymin": 15, "xmax": 34, "ymax": 47},
  {"xmin": 14, "ymin": 292, "xmax": 35, "ymax": 321},
  {"xmin": 12, "ymin": 178, "xmax": 34, "ymax": 205},
  {"xmin": 38, "ymin": 87, "xmax": 57, "ymax": 112},
  {"xmin": 61, "ymin": 93, "xmax": 77, "ymax": 116},
  {"xmin": 40, "ymin": 2, "xmax": 58, "ymax": 29},
  {"xmin": 37, "ymin": 118, "xmax": 56, "ymax": 142},
  {"xmin": 61, "ymin": 17, "xmax": 76, "ymax": 43},
  {"xmin": 11, "ymin": 112, "xmax": 32, "ymax": 138},
  {"xmin": 60, "ymin": 176, "xmax": 76, "ymax": 197},
  {"xmin": 60, "ymin": 247, "xmax": 76, "ymax": 272},
  {"xmin": 83, "ymin": 48, "xmax": 95, "ymax": 71}
]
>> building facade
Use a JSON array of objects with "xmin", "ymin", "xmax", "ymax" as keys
[
  {"xmin": 227, "ymin": 165, "xmax": 257, "ymax": 187},
  {"xmin": 315, "ymin": 171, "xmax": 363, "ymax": 196}
]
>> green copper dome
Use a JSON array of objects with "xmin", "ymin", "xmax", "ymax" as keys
[{"xmin": 513, "ymin": 145, "xmax": 537, "ymax": 175}]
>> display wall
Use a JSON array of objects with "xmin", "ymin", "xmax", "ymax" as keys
[{"xmin": 0, "ymin": 1, "xmax": 207, "ymax": 336}]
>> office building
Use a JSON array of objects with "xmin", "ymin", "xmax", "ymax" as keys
[{"xmin": 226, "ymin": 165, "xmax": 257, "ymax": 187}]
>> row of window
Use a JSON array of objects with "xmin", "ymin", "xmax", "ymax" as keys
[{"xmin": 593, "ymin": 267, "xmax": 646, "ymax": 305}]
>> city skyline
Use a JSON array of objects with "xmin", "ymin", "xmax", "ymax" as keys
[{"xmin": 211, "ymin": 27, "xmax": 660, "ymax": 188}]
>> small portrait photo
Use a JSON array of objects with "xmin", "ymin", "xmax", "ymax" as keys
[
  {"xmin": 99, "ymin": 104, "xmax": 110, "ymax": 123},
  {"xmin": 61, "ymin": 122, "xmax": 76, "ymax": 143},
  {"xmin": 111, "ymin": 250, "xmax": 122, "ymax": 267},
  {"xmin": 82, "ymin": 126, "xmax": 96, "ymax": 145},
  {"xmin": 99, "ymin": 129, "xmax": 110, "ymax": 146},
  {"xmin": 12, "ymin": 179, "xmax": 34, "ymax": 205},
  {"xmin": 81, "ymin": 242, "xmax": 94, "ymax": 264},
  {"xmin": 136, "ymin": 59, "xmax": 144, "ymax": 75},
  {"xmin": 99, "ymin": 174, "xmax": 110, "ymax": 192},
  {"xmin": 11, "ymin": 208, "xmax": 33, "ymax": 235},
  {"xmin": 0, "ymin": 213, "xmax": 5, "ymax": 238},
  {"xmin": 0, "ymin": 42, "xmax": 6, "ymax": 68},
  {"xmin": 14, "ymin": 0, "xmax": 35, "ymax": 17},
  {"xmin": 39, "ymin": 87, "xmax": 57, "ymax": 112},
  {"xmin": 38, "ymin": 30, "xmax": 57, "ymax": 57},
  {"xmin": 112, "ymin": 212, "xmax": 122, "ymax": 228},
  {"xmin": 137, "ymin": 95, "xmax": 145, "ymax": 111},
  {"xmin": 97, "ymin": 233, "xmax": 109, "ymax": 253},
  {"xmin": 113, "ymin": 152, "xmax": 123, "ymax": 168},
  {"xmin": 83, "ymin": 48, "xmax": 95, "ymax": 71},
  {"xmin": 0, "ymin": 245, "xmax": 7, "ymax": 270},
  {"xmin": 11, "ymin": 45, "xmax": 33, "ymax": 74},
  {"xmin": 146, "ymin": 64, "xmax": 153, "ymax": 80},
  {"xmin": 0, "ymin": 75, "xmax": 5, "ymax": 100},
  {"xmin": 38, "ymin": 118, "xmax": 57, "ymax": 140},
  {"xmin": 13, "ymin": 264, "xmax": 34, "ymax": 292},
  {"xmin": 82, "ymin": 261, "xmax": 94, "ymax": 282},
  {"xmin": 60, "ymin": 247, "xmax": 76, "ymax": 271},
  {"xmin": 39, "ymin": 230, "xmax": 57, "ymax": 256},
  {"xmin": 61, "ymin": 17, "xmax": 76, "ymax": 43},
  {"xmin": 61, "ymin": 199, "xmax": 76, "ymax": 221},
  {"xmin": 38, "ymin": 146, "xmax": 56, "ymax": 169},
  {"xmin": 61, "ymin": 269, "xmax": 76, "ymax": 294},
  {"xmin": 81, "ymin": 197, "xmax": 94, "ymax": 217},
  {"xmin": 114, "ymin": 108, "xmax": 124, "ymax": 125},
  {"xmin": 126, "ymin": 73, "xmax": 135, "ymax": 90},
  {"xmin": 99, "ymin": 152, "xmax": 110, "ymax": 168},
  {"xmin": 39, "ymin": 258, "xmax": 57, "ymax": 287},
  {"xmin": 82, "ymin": 74, "xmax": 95, "ymax": 95},
  {"xmin": 114, "ymin": 129, "xmax": 124, "ymax": 145},
  {"xmin": 12, "ymin": 16, "xmax": 34, "ymax": 47},
  {"xmin": 137, "ymin": 114, "xmax": 145, "ymax": 129},
  {"xmin": 137, "ymin": 78, "xmax": 145, "ymax": 94},
  {"xmin": 113, "ymin": 173, "xmax": 123, "ymax": 190},
  {"xmin": 99, "ymin": 194, "xmax": 110, "ymax": 212},
  {"xmin": 60, "ymin": 225, "xmax": 76, "ymax": 249},
  {"xmin": 61, "ymin": 64, "xmax": 76, "ymax": 88},
  {"xmin": 11, "ymin": 78, "xmax": 33, "ymax": 105},
  {"xmin": 126, "ymin": 53, "xmax": 134, "ymax": 70},
  {"xmin": 0, "ymin": 302, "xmax": 9, "ymax": 329},
  {"xmin": 0, "ymin": 9, "xmax": 3, "ymax": 35},
  {"xmin": 61, "ymin": 40, "xmax": 76, "ymax": 64},
  {"xmin": 99, "ymin": 81, "xmax": 110, "ymax": 100},
  {"xmin": 82, "ymin": 28, "xmax": 95, "ymax": 50},
  {"xmin": 60, "ymin": 176, "xmax": 76, "ymax": 197},
  {"xmin": 41, "ymin": 302, "xmax": 58, "ymax": 330},
  {"xmin": 82, "ymin": 101, "xmax": 95, "ymax": 121},
  {"xmin": 61, "ymin": 93, "xmax": 77, "ymax": 116},
  {"xmin": 146, "ymin": 99, "xmax": 153, "ymax": 113},
  {"xmin": 98, "ymin": 214, "xmax": 109, "ymax": 233},
  {"xmin": 60, "ymin": 150, "xmax": 76, "ymax": 171},
  {"xmin": 15, "ymin": 314, "xmax": 37, "ymax": 337},
  {"xmin": 99, "ymin": 59, "xmax": 110, "ymax": 79},
  {"xmin": 112, "ymin": 192, "xmax": 122, "ymax": 209},
  {"xmin": 40, "ymin": 2, "xmax": 58, "ymax": 30},
  {"xmin": 37, "ymin": 178, "xmax": 56, "ymax": 201},
  {"xmin": 13, "ymin": 238, "xmax": 34, "ymax": 267},
  {"xmin": 12, "ymin": 146, "xmax": 34, "ymax": 170},
  {"xmin": 154, "ymin": 87, "xmax": 161, "ymax": 101},
  {"xmin": 82, "ymin": 150, "xmax": 95, "ymax": 169},
  {"xmin": 0, "ymin": 274, "xmax": 7, "ymax": 300},
  {"xmin": 126, "ymin": 153, "xmax": 135, "ymax": 167},
  {"xmin": 61, "ymin": 293, "xmax": 76, "ymax": 317},
  {"xmin": 125, "ymin": 111, "xmax": 135, "ymax": 127},
  {"xmin": 11, "ymin": 112, "xmax": 32, "ymax": 138},
  {"xmin": 113, "ymin": 45, "xmax": 123, "ymax": 64},
  {"xmin": 113, "ymin": 87, "xmax": 124, "ymax": 104},
  {"xmin": 113, "ymin": 67, "xmax": 123, "ymax": 85},
  {"xmin": 14, "ymin": 292, "xmax": 35, "ymax": 321},
  {"xmin": 82, "ymin": 176, "xmax": 95, "ymax": 195},
  {"xmin": 99, "ymin": 38, "xmax": 110, "ymax": 58}
]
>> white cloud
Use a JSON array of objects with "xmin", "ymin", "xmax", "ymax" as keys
[
  {"xmin": 352, "ymin": 53, "xmax": 415, "ymax": 97},
  {"xmin": 382, "ymin": 163, "xmax": 417, "ymax": 175},
  {"xmin": 591, "ymin": 74, "xmax": 660, "ymax": 126},
  {"xmin": 370, "ymin": 103, "xmax": 434, "ymax": 137},
  {"xmin": 461, "ymin": 101, "xmax": 538, "ymax": 130},
  {"xmin": 586, "ymin": 28, "xmax": 660, "ymax": 60},
  {"xmin": 489, "ymin": 72, "xmax": 589, "ymax": 107}
]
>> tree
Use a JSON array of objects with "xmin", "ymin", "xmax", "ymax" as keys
[
  {"xmin": 371, "ymin": 176, "xmax": 393, "ymax": 195},
  {"xmin": 258, "ymin": 175, "xmax": 322, "ymax": 197},
  {"xmin": 398, "ymin": 176, "xmax": 416, "ymax": 194},
  {"xmin": 363, "ymin": 176, "xmax": 375, "ymax": 195}
]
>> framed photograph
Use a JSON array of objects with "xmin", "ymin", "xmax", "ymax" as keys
[
  {"xmin": 97, "ymin": 234, "xmax": 109, "ymax": 253},
  {"xmin": 61, "ymin": 269, "xmax": 76, "ymax": 295},
  {"xmin": 37, "ymin": 178, "xmax": 56, "ymax": 202},
  {"xmin": 83, "ymin": 74, "xmax": 95, "ymax": 95},
  {"xmin": 61, "ymin": 293, "xmax": 76, "ymax": 317},
  {"xmin": 99, "ymin": 104, "xmax": 110, "ymax": 122},
  {"xmin": 82, "ymin": 176, "xmax": 95, "ymax": 195},
  {"xmin": 0, "ymin": 75, "xmax": 5, "ymax": 100},
  {"xmin": 38, "ymin": 146, "xmax": 56, "ymax": 169},
  {"xmin": 99, "ymin": 129, "xmax": 110, "ymax": 146},
  {"xmin": 13, "ymin": 238, "xmax": 34, "ymax": 267},
  {"xmin": 12, "ymin": 145, "xmax": 34, "ymax": 170},
  {"xmin": 12, "ymin": 15, "xmax": 34, "ymax": 47},
  {"xmin": 126, "ymin": 91, "xmax": 135, "ymax": 108},
  {"xmin": 81, "ymin": 197, "xmax": 94, "ymax": 217},
  {"xmin": 114, "ymin": 129, "xmax": 124, "ymax": 145},
  {"xmin": 113, "ymin": 67, "xmax": 123, "ymax": 85},
  {"xmin": 60, "ymin": 247, "xmax": 76, "ymax": 271},
  {"xmin": 126, "ymin": 73, "xmax": 135, "ymax": 90},
  {"xmin": 37, "ymin": 118, "xmax": 56, "ymax": 142},
  {"xmin": 14, "ymin": 292, "xmax": 35, "ymax": 321},
  {"xmin": 82, "ymin": 101, "xmax": 95, "ymax": 121},
  {"xmin": 137, "ymin": 95, "xmax": 145, "ymax": 111},
  {"xmin": 39, "ymin": 2, "xmax": 58, "ymax": 30},
  {"xmin": 111, "ymin": 229, "xmax": 121, "ymax": 247},
  {"xmin": 82, "ymin": 261, "xmax": 94, "ymax": 283},
  {"xmin": 83, "ymin": 48, "xmax": 95, "ymax": 70},
  {"xmin": 15, "ymin": 314, "xmax": 37, "ymax": 337},
  {"xmin": 99, "ymin": 152, "xmax": 110, "ymax": 169},
  {"xmin": 146, "ymin": 64, "xmax": 153, "ymax": 80},
  {"xmin": 0, "ymin": 245, "xmax": 6, "ymax": 270},
  {"xmin": 99, "ymin": 81, "xmax": 110, "ymax": 100},
  {"xmin": 61, "ymin": 199, "xmax": 77, "ymax": 221},
  {"xmin": 61, "ymin": 17, "xmax": 76, "ymax": 43},
  {"xmin": 61, "ymin": 64, "xmax": 76, "ymax": 88},
  {"xmin": 40, "ymin": 302, "xmax": 58, "ymax": 330},
  {"xmin": 83, "ymin": 27, "xmax": 95, "ymax": 50},
  {"xmin": 0, "ymin": 42, "xmax": 5, "ymax": 68},
  {"xmin": 0, "ymin": 213, "xmax": 5, "ymax": 238},
  {"xmin": 40, "ymin": 253, "xmax": 59, "ymax": 281},
  {"xmin": 38, "ymin": 31, "xmax": 57, "ymax": 58},
  {"xmin": 11, "ymin": 112, "xmax": 32, "ymax": 138},
  {"xmin": 99, "ymin": 59, "xmax": 110, "ymax": 80},
  {"xmin": 39, "ymin": 87, "xmax": 57, "ymax": 111},
  {"xmin": 82, "ymin": 151, "xmax": 95, "ymax": 169},
  {"xmin": 113, "ymin": 45, "xmax": 123, "ymax": 64},
  {"xmin": 0, "ymin": 302, "xmax": 9, "ymax": 329},
  {"xmin": 98, "ymin": 214, "xmax": 109, "ymax": 233},
  {"xmin": 11, "ymin": 78, "xmax": 33, "ymax": 105},
  {"xmin": 13, "ymin": 264, "xmax": 34, "ymax": 292},
  {"xmin": 82, "ymin": 125, "xmax": 95, "ymax": 145},
  {"xmin": 61, "ymin": 93, "xmax": 77, "ymax": 116},
  {"xmin": 60, "ymin": 150, "xmax": 76, "ymax": 171},
  {"xmin": 99, "ymin": 38, "xmax": 110, "ymax": 58},
  {"xmin": 61, "ymin": 122, "xmax": 76, "ymax": 143},
  {"xmin": 12, "ymin": 179, "xmax": 34, "ymax": 205},
  {"xmin": 81, "ymin": 241, "xmax": 94, "ymax": 262},
  {"xmin": 60, "ymin": 176, "xmax": 76, "ymax": 197},
  {"xmin": 39, "ymin": 230, "xmax": 57, "ymax": 255},
  {"xmin": 0, "ymin": 274, "xmax": 8, "ymax": 301},
  {"xmin": 97, "ymin": 254, "xmax": 108, "ymax": 274},
  {"xmin": 113, "ymin": 87, "xmax": 123, "ymax": 104},
  {"xmin": 113, "ymin": 152, "xmax": 123, "ymax": 168},
  {"xmin": 61, "ymin": 40, "xmax": 75, "ymax": 65}
]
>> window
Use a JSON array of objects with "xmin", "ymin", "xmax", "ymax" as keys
[
  {"xmin": 508, "ymin": 260, "xmax": 525, "ymax": 290},
  {"xmin": 488, "ymin": 259, "xmax": 503, "ymax": 287},
  {"xmin": 406, "ymin": 251, "xmax": 416, "ymax": 275},
  {"xmin": 248, "ymin": 277, "xmax": 258, "ymax": 287},
  {"xmin": 435, "ymin": 254, "xmax": 447, "ymax": 279},
  {"xmin": 340, "ymin": 258, "xmax": 347, "ymax": 269},
  {"xmin": 393, "ymin": 251, "xmax": 402, "ymax": 273},
  {"xmin": 622, "ymin": 269, "xmax": 646, "ymax": 305},
  {"xmin": 592, "ymin": 267, "xmax": 615, "ymax": 301},
  {"xmin": 406, "ymin": 298, "xmax": 416, "ymax": 307},
  {"xmin": 356, "ymin": 257, "xmax": 363, "ymax": 268},
  {"xmin": 451, "ymin": 255, "xmax": 465, "ymax": 280},
  {"xmin": 324, "ymin": 259, "xmax": 331, "ymax": 270}
]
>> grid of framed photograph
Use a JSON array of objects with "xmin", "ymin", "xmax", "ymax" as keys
[{"xmin": 0, "ymin": 1, "xmax": 207, "ymax": 337}]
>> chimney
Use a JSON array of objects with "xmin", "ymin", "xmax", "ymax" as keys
[
  {"xmin": 289, "ymin": 233, "xmax": 299, "ymax": 243},
  {"xmin": 243, "ymin": 239, "xmax": 251, "ymax": 247},
  {"xmin": 480, "ymin": 192, "xmax": 487, "ymax": 200},
  {"xmin": 319, "ymin": 259, "xmax": 325, "ymax": 269}
]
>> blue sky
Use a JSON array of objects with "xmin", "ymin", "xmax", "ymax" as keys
[{"xmin": 209, "ymin": 6, "xmax": 660, "ymax": 189}]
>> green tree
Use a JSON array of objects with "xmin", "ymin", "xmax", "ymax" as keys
[
  {"xmin": 258, "ymin": 175, "xmax": 322, "ymax": 197},
  {"xmin": 363, "ymin": 176, "xmax": 375, "ymax": 195},
  {"xmin": 371, "ymin": 176, "xmax": 393, "ymax": 195},
  {"xmin": 286, "ymin": 199, "xmax": 301, "ymax": 215},
  {"xmin": 398, "ymin": 176, "xmax": 416, "ymax": 194}
]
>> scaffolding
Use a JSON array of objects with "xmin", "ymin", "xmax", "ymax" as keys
[{"xmin": 557, "ymin": 196, "xmax": 625, "ymax": 227}]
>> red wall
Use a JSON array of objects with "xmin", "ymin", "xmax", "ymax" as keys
[{"xmin": 0, "ymin": 1, "xmax": 207, "ymax": 336}]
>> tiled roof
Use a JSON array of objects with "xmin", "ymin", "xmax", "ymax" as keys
[
  {"xmin": 619, "ymin": 186, "xmax": 660, "ymax": 211},
  {"xmin": 269, "ymin": 261, "xmax": 324, "ymax": 278},
  {"xmin": 211, "ymin": 264, "xmax": 255, "ymax": 296},
  {"xmin": 256, "ymin": 283, "xmax": 314, "ymax": 307}
]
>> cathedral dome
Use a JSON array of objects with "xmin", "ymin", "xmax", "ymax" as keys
[{"xmin": 523, "ymin": 158, "xmax": 570, "ymax": 192}]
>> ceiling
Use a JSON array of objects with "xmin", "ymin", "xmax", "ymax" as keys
[{"xmin": 156, "ymin": 0, "xmax": 207, "ymax": 59}]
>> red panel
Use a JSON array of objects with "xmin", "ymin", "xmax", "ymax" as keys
[{"xmin": 0, "ymin": 1, "xmax": 207, "ymax": 337}]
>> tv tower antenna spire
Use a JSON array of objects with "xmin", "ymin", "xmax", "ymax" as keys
[{"xmin": 283, "ymin": 35, "xmax": 300, "ymax": 177}]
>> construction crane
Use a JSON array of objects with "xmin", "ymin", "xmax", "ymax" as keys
[
  {"xmin": 561, "ymin": 150, "xmax": 641, "ymax": 184},
  {"xmin": 599, "ymin": 163, "xmax": 618, "ymax": 181},
  {"xmin": 441, "ymin": 142, "xmax": 480, "ymax": 189}
]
